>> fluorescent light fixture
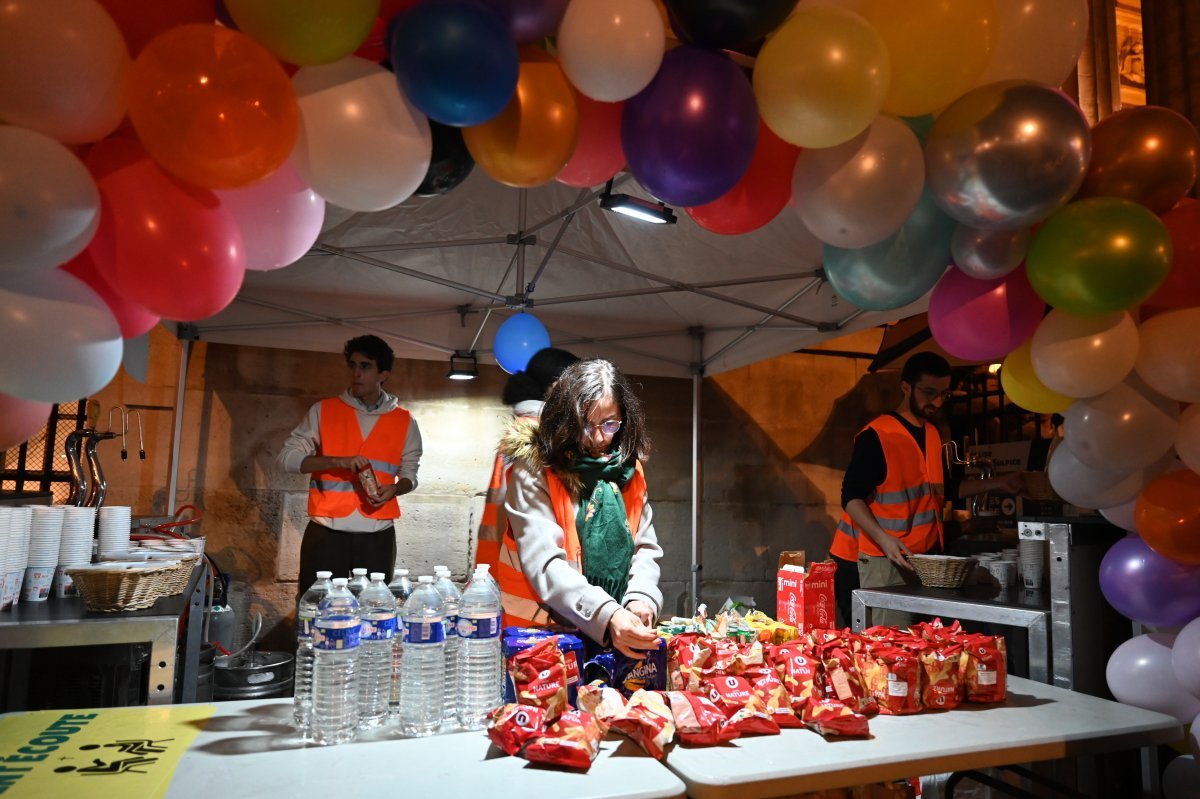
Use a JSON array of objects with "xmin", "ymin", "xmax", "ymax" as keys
[
  {"xmin": 448, "ymin": 350, "xmax": 479, "ymax": 380},
  {"xmin": 599, "ymin": 181, "xmax": 677, "ymax": 224}
]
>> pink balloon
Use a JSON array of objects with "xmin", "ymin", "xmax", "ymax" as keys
[
  {"xmin": 215, "ymin": 162, "xmax": 325, "ymax": 271},
  {"xmin": 929, "ymin": 265, "xmax": 1046, "ymax": 361},
  {"xmin": 61, "ymin": 251, "xmax": 159, "ymax": 339},
  {"xmin": 0, "ymin": 393, "xmax": 51, "ymax": 451}
]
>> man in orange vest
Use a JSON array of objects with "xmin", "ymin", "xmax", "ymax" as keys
[
  {"xmin": 278, "ymin": 335, "xmax": 422, "ymax": 597},
  {"xmin": 830, "ymin": 352, "xmax": 1027, "ymax": 628}
]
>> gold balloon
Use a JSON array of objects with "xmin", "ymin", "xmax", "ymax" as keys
[
  {"xmin": 1076, "ymin": 106, "xmax": 1200, "ymax": 215},
  {"xmin": 463, "ymin": 49, "xmax": 579, "ymax": 188},
  {"xmin": 1001, "ymin": 339, "xmax": 1073, "ymax": 414}
]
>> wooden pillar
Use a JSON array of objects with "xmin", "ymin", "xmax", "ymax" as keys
[
  {"xmin": 1142, "ymin": 0, "xmax": 1200, "ymax": 122},
  {"xmin": 1075, "ymin": 0, "xmax": 1121, "ymax": 124}
]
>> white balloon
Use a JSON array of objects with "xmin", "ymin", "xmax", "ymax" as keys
[
  {"xmin": 1136, "ymin": 308, "xmax": 1200, "ymax": 403},
  {"xmin": 0, "ymin": 270, "xmax": 122, "ymax": 403},
  {"xmin": 291, "ymin": 58, "xmax": 432, "ymax": 213},
  {"xmin": 1178, "ymin": 404, "xmax": 1200, "ymax": 475},
  {"xmin": 1163, "ymin": 755, "xmax": 1200, "ymax": 799},
  {"xmin": 1192, "ymin": 711, "xmax": 1200, "ymax": 760},
  {"xmin": 558, "ymin": 0, "xmax": 664, "ymax": 102},
  {"xmin": 0, "ymin": 126, "xmax": 99, "ymax": 275},
  {"xmin": 1173, "ymin": 616, "xmax": 1200, "ymax": 700},
  {"xmin": 1048, "ymin": 444, "xmax": 1148, "ymax": 509},
  {"xmin": 1106, "ymin": 634, "xmax": 1200, "ymax": 725},
  {"xmin": 792, "ymin": 115, "xmax": 925, "ymax": 248},
  {"xmin": 1063, "ymin": 376, "xmax": 1180, "ymax": 470},
  {"xmin": 951, "ymin": 224, "xmax": 1028, "ymax": 280},
  {"xmin": 974, "ymin": 0, "xmax": 1089, "ymax": 87},
  {"xmin": 1031, "ymin": 310, "xmax": 1139, "ymax": 398}
]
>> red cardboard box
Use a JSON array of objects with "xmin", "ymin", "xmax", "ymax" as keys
[{"xmin": 776, "ymin": 560, "xmax": 836, "ymax": 631}]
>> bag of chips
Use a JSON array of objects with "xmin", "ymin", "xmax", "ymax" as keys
[
  {"xmin": 508, "ymin": 636, "xmax": 569, "ymax": 721},
  {"xmin": 577, "ymin": 681, "xmax": 627, "ymax": 733},
  {"xmin": 665, "ymin": 690, "xmax": 740, "ymax": 746},
  {"xmin": 749, "ymin": 670, "xmax": 804, "ymax": 728},
  {"xmin": 855, "ymin": 645, "xmax": 922, "ymax": 716},
  {"xmin": 668, "ymin": 634, "xmax": 711, "ymax": 692},
  {"xmin": 919, "ymin": 642, "xmax": 963, "ymax": 711},
  {"xmin": 769, "ymin": 642, "xmax": 822, "ymax": 714},
  {"xmin": 487, "ymin": 703, "xmax": 546, "ymax": 756},
  {"xmin": 722, "ymin": 692, "xmax": 781, "ymax": 737},
  {"xmin": 960, "ymin": 634, "xmax": 1006, "ymax": 703},
  {"xmin": 818, "ymin": 643, "xmax": 878, "ymax": 716},
  {"xmin": 609, "ymin": 689, "xmax": 676, "ymax": 759},
  {"xmin": 703, "ymin": 675, "xmax": 755, "ymax": 718},
  {"xmin": 803, "ymin": 699, "xmax": 871, "ymax": 738},
  {"xmin": 523, "ymin": 710, "xmax": 603, "ymax": 771}
]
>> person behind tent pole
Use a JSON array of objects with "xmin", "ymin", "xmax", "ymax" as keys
[{"xmin": 501, "ymin": 358, "xmax": 662, "ymax": 658}]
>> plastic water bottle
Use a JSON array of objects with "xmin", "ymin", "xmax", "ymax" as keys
[
  {"xmin": 433, "ymin": 566, "xmax": 462, "ymax": 724},
  {"xmin": 358, "ymin": 573, "xmax": 397, "ymax": 729},
  {"xmin": 387, "ymin": 568, "xmax": 413, "ymax": 717},
  {"xmin": 473, "ymin": 563, "xmax": 505, "ymax": 706},
  {"xmin": 456, "ymin": 568, "xmax": 503, "ymax": 730},
  {"xmin": 312, "ymin": 578, "xmax": 360, "ymax": 745},
  {"xmin": 294, "ymin": 570, "xmax": 333, "ymax": 734},
  {"xmin": 348, "ymin": 567, "xmax": 370, "ymax": 597},
  {"xmin": 399, "ymin": 576, "xmax": 445, "ymax": 737}
]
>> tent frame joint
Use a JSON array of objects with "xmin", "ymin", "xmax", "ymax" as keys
[{"xmin": 506, "ymin": 233, "xmax": 536, "ymax": 246}]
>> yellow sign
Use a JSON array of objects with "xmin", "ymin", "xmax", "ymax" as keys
[{"xmin": 0, "ymin": 704, "xmax": 214, "ymax": 798}]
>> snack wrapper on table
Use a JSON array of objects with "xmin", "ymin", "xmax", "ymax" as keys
[
  {"xmin": 609, "ymin": 689, "xmax": 676, "ymax": 759},
  {"xmin": 508, "ymin": 635, "xmax": 569, "ymax": 721},
  {"xmin": 748, "ymin": 669, "xmax": 804, "ymax": 728},
  {"xmin": 919, "ymin": 642, "xmax": 964, "ymax": 710},
  {"xmin": 802, "ymin": 698, "xmax": 871, "ymax": 738},
  {"xmin": 523, "ymin": 709, "xmax": 604, "ymax": 771},
  {"xmin": 769, "ymin": 641, "xmax": 822, "ymax": 714},
  {"xmin": 855, "ymin": 645, "xmax": 923, "ymax": 715},
  {"xmin": 664, "ymin": 690, "xmax": 741, "ymax": 746},
  {"xmin": 668, "ymin": 633, "xmax": 710, "ymax": 692},
  {"xmin": 723, "ymin": 691, "xmax": 782, "ymax": 736},
  {"xmin": 612, "ymin": 637, "xmax": 668, "ymax": 697},
  {"xmin": 487, "ymin": 703, "xmax": 546, "ymax": 756},
  {"xmin": 818, "ymin": 642, "xmax": 878, "ymax": 716},
  {"xmin": 959, "ymin": 634, "xmax": 1007, "ymax": 703},
  {"xmin": 576, "ymin": 681, "xmax": 627, "ymax": 733},
  {"xmin": 702, "ymin": 675, "xmax": 755, "ymax": 717}
]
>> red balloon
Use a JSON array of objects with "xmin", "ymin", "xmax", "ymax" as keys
[
  {"xmin": 86, "ymin": 139, "xmax": 245, "ymax": 322},
  {"xmin": 354, "ymin": 16, "xmax": 390, "ymax": 63},
  {"xmin": 380, "ymin": 0, "xmax": 421, "ymax": 21},
  {"xmin": 556, "ymin": 94, "xmax": 625, "ymax": 189},
  {"xmin": 98, "ymin": 0, "xmax": 216, "ymax": 56},
  {"xmin": 685, "ymin": 119, "xmax": 800, "ymax": 235},
  {"xmin": 0, "ymin": 393, "xmax": 51, "ymax": 452},
  {"xmin": 1143, "ymin": 198, "xmax": 1200, "ymax": 315},
  {"xmin": 61, "ymin": 251, "xmax": 159, "ymax": 339}
]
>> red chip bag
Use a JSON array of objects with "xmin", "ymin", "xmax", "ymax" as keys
[
  {"xmin": 919, "ymin": 642, "xmax": 963, "ymax": 710},
  {"xmin": 487, "ymin": 703, "xmax": 547, "ymax": 756},
  {"xmin": 523, "ymin": 710, "xmax": 603, "ymax": 771},
  {"xmin": 855, "ymin": 645, "xmax": 922, "ymax": 716},
  {"xmin": 668, "ymin": 634, "xmax": 711, "ymax": 692},
  {"xmin": 577, "ymin": 681, "xmax": 627, "ymax": 733},
  {"xmin": 703, "ymin": 675, "xmax": 754, "ymax": 717},
  {"xmin": 509, "ymin": 636, "xmax": 569, "ymax": 721},
  {"xmin": 704, "ymin": 638, "xmax": 742, "ymax": 676},
  {"xmin": 609, "ymin": 689, "xmax": 676, "ymax": 760},
  {"xmin": 803, "ymin": 699, "xmax": 871, "ymax": 738},
  {"xmin": 749, "ymin": 671, "xmax": 803, "ymax": 728},
  {"xmin": 960, "ymin": 635, "xmax": 1007, "ymax": 703},
  {"xmin": 665, "ymin": 690, "xmax": 740, "ymax": 746},
  {"xmin": 770, "ymin": 642, "xmax": 822, "ymax": 714},
  {"xmin": 818, "ymin": 643, "xmax": 878, "ymax": 716},
  {"xmin": 722, "ymin": 692, "xmax": 781, "ymax": 736}
]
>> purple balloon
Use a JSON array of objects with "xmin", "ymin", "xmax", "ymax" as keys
[
  {"xmin": 475, "ymin": 0, "xmax": 568, "ymax": 43},
  {"xmin": 1100, "ymin": 535, "xmax": 1200, "ymax": 626},
  {"xmin": 622, "ymin": 46, "xmax": 758, "ymax": 207}
]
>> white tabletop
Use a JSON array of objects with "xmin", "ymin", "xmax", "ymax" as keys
[
  {"xmin": 164, "ymin": 700, "xmax": 685, "ymax": 799},
  {"xmin": 661, "ymin": 677, "xmax": 1182, "ymax": 799}
]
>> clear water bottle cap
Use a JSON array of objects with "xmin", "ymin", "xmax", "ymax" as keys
[
  {"xmin": 474, "ymin": 564, "xmax": 491, "ymax": 574},
  {"xmin": 418, "ymin": 575, "xmax": 434, "ymax": 583},
  {"xmin": 352, "ymin": 568, "xmax": 368, "ymax": 576},
  {"xmin": 396, "ymin": 568, "xmax": 409, "ymax": 575},
  {"xmin": 434, "ymin": 565, "xmax": 448, "ymax": 573},
  {"xmin": 316, "ymin": 570, "xmax": 333, "ymax": 579},
  {"xmin": 370, "ymin": 572, "xmax": 385, "ymax": 581},
  {"xmin": 332, "ymin": 577, "xmax": 348, "ymax": 586}
]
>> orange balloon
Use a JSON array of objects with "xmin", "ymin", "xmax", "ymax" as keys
[
  {"xmin": 1136, "ymin": 469, "xmax": 1200, "ymax": 565},
  {"xmin": 462, "ymin": 49, "xmax": 579, "ymax": 188},
  {"xmin": 128, "ymin": 24, "xmax": 299, "ymax": 189}
]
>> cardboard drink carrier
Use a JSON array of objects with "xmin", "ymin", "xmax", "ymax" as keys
[{"xmin": 775, "ymin": 550, "xmax": 836, "ymax": 631}]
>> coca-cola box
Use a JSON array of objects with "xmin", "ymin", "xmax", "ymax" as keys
[{"xmin": 776, "ymin": 552, "xmax": 836, "ymax": 631}]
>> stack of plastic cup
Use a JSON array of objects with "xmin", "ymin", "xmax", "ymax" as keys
[
  {"xmin": 97, "ymin": 506, "xmax": 132, "ymax": 558},
  {"xmin": 1018, "ymin": 539, "xmax": 1045, "ymax": 589},
  {"xmin": 0, "ymin": 508, "xmax": 10, "ymax": 610},
  {"xmin": 5, "ymin": 508, "xmax": 31, "ymax": 608},
  {"xmin": 23, "ymin": 507, "xmax": 63, "ymax": 602},
  {"xmin": 56, "ymin": 506, "xmax": 96, "ymax": 598}
]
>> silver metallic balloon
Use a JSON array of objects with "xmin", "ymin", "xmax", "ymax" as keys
[
  {"xmin": 925, "ymin": 80, "xmax": 1091, "ymax": 230},
  {"xmin": 950, "ymin": 224, "xmax": 1029, "ymax": 279}
]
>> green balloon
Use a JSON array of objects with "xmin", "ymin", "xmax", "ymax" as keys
[{"xmin": 1026, "ymin": 197, "xmax": 1172, "ymax": 315}]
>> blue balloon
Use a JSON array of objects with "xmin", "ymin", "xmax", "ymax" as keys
[
  {"xmin": 494, "ymin": 313, "xmax": 551, "ymax": 374},
  {"xmin": 389, "ymin": 2, "xmax": 519, "ymax": 127},
  {"xmin": 822, "ymin": 191, "xmax": 956, "ymax": 311}
]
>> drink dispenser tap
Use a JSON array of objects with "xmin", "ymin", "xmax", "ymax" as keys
[
  {"xmin": 129, "ymin": 409, "xmax": 145, "ymax": 460},
  {"xmin": 65, "ymin": 430, "xmax": 89, "ymax": 507},
  {"xmin": 83, "ymin": 428, "xmax": 116, "ymax": 508}
]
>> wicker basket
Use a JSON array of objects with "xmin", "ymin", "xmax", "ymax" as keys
[
  {"xmin": 159, "ymin": 554, "xmax": 202, "ymax": 596},
  {"xmin": 65, "ymin": 563, "xmax": 176, "ymax": 612},
  {"xmin": 908, "ymin": 555, "xmax": 976, "ymax": 589}
]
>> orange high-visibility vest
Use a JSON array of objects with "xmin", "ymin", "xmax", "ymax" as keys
[
  {"xmin": 496, "ymin": 463, "xmax": 646, "ymax": 628},
  {"xmin": 830, "ymin": 415, "xmax": 944, "ymax": 559},
  {"xmin": 474, "ymin": 451, "xmax": 506, "ymax": 573},
  {"xmin": 308, "ymin": 398, "xmax": 411, "ymax": 520}
]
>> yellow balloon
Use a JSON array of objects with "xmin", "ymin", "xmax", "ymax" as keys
[
  {"xmin": 1001, "ymin": 339, "xmax": 1073, "ymax": 415},
  {"xmin": 858, "ymin": 0, "xmax": 998, "ymax": 117},
  {"xmin": 752, "ymin": 6, "xmax": 890, "ymax": 149}
]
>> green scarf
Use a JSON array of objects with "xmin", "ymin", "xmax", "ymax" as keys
[{"xmin": 569, "ymin": 453, "xmax": 636, "ymax": 601}]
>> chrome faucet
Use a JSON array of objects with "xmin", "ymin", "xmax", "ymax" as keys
[
  {"xmin": 943, "ymin": 440, "xmax": 995, "ymax": 517},
  {"xmin": 64, "ymin": 406, "xmax": 148, "ymax": 508}
]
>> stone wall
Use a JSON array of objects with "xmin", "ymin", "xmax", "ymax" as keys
[{"xmin": 90, "ymin": 327, "xmax": 891, "ymax": 651}]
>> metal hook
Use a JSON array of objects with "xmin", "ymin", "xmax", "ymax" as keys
[
  {"xmin": 128, "ymin": 409, "xmax": 145, "ymax": 460},
  {"xmin": 108, "ymin": 406, "xmax": 129, "ymax": 460}
]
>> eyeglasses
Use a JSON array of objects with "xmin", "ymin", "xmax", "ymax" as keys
[
  {"xmin": 584, "ymin": 419, "xmax": 623, "ymax": 437},
  {"xmin": 915, "ymin": 385, "xmax": 953, "ymax": 402}
]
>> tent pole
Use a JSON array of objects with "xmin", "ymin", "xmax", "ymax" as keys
[
  {"xmin": 690, "ymin": 327, "xmax": 704, "ymax": 615},
  {"xmin": 166, "ymin": 333, "xmax": 192, "ymax": 517}
]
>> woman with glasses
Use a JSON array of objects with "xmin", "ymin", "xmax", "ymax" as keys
[{"xmin": 501, "ymin": 358, "xmax": 662, "ymax": 658}]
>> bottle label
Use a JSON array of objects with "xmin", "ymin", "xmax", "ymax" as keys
[
  {"xmin": 442, "ymin": 615, "xmax": 459, "ymax": 638},
  {"xmin": 456, "ymin": 615, "xmax": 501, "ymax": 639},
  {"xmin": 361, "ymin": 614, "xmax": 397, "ymax": 641},
  {"xmin": 405, "ymin": 620, "xmax": 446, "ymax": 645},
  {"xmin": 298, "ymin": 610, "xmax": 315, "ymax": 639},
  {"xmin": 314, "ymin": 615, "xmax": 360, "ymax": 651}
]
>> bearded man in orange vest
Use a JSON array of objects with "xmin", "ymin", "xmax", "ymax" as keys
[
  {"xmin": 829, "ymin": 352, "xmax": 1028, "ymax": 629},
  {"xmin": 278, "ymin": 335, "xmax": 422, "ymax": 597}
]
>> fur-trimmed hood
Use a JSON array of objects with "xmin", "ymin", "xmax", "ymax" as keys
[{"xmin": 499, "ymin": 416, "xmax": 585, "ymax": 498}]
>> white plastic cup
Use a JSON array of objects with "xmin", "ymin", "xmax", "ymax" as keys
[
  {"xmin": 21, "ymin": 567, "xmax": 53, "ymax": 602},
  {"xmin": 53, "ymin": 566, "xmax": 77, "ymax": 598}
]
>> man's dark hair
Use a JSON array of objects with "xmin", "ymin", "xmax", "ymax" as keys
[
  {"xmin": 900, "ymin": 351, "xmax": 951, "ymax": 385},
  {"xmin": 501, "ymin": 347, "xmax": 580, "ymax": 405},
  {"xmin": 343, "ymin": 335, "xmax": 394, "ymax": 372},
  {"xmin": 537, "ymin": 359, "xmax": 650, "ymax": 476}
]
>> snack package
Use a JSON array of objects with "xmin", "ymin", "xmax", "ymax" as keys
[
  {"xmin": 665, "ymin": 690, "xmax": 740, "ymax": 746},
  {"xmin": 576, "ymin": 681, "xmax": 627, "ymax": 733},
  {"xmin": 769, "ymin": 642, "xmax": 822, "ymax": 714},
  {"xmin": 613, "ymin": 637, "xmax": 668, "ymax": 697},
  {"xmin": 749, "ymin": 670, "xmax": 804, "ymax": 728},
  {"xmin": 487, "ymin": 703, "xmax": 546, "ymax": 756},
  {"xmin": 855, "ymin": 645, "xmax": 922, "ymax": 716},
  {"xmin": 703, "ymin": 638, "xmax": 742, "ymax": 676},
  {"xmin": 960, "ymin": 634, "xmax": 1007, "ymax": 703},
  {"xmin": 818, "ymin": 643, "xmax": 878, "ymax": 716},
  {"xmin": 703, "ymin": 675, "xmax": 754, "ymax": 717},
  {"xmin": 919, "ymin": 642, "xmax": 963, "ymax": 710},
  {"xmin": 523, "ymin": 710, "xmax": 603, "ymax": 771},
  {"xmin": 509, "ymin": 635, "xmax": 569, "ymax": 721},
  {"xmin": 802, "ymin": 699, "xmax": 871, "ymax": 738},
  {"xmin": 667, "ymin": 634, "xmax": 709, "ymax": 692},
  {"xmin": 722, "ymin": 692, "xmax": 781, "ymax": 736},
  {"xmin": 609, "ymin": 689, "xmax": 676, "ymax": 759}
]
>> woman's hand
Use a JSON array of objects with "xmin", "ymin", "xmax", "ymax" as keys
[
  {"xmin": 625, "ymin": 599, "xmax": 656, "ymax": 627},
  {"xmin": 607, "ymin": 606, "xmax": 660, "ymax": 659}
]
